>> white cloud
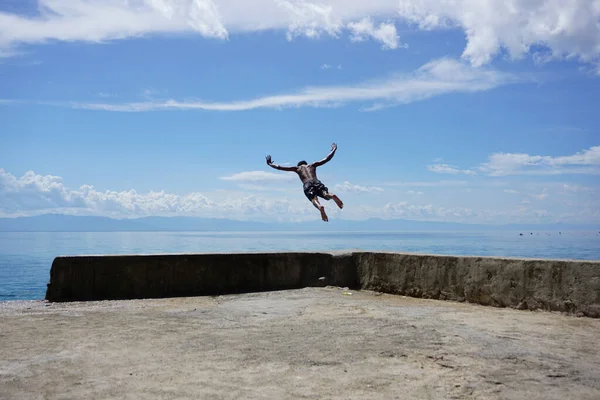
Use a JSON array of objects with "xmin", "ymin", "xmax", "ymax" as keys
[
  {"xmin": 320, "ymin": 63, "xmax": 331, "ymax": 69},
  {"xmin": 383, "ymin": 201, "xmax": 478, "ymax": 221},
  {"xmin": 334, "ymin": 181, "xmax": 384, "ymax": 193},
  {"xmin": 236, "ymin": 184, "xmax": 296, "ymax": 193},
  {"xmin": 503, "ymin": 189, "xmax": 519, "ymax": 194},
  {"xmin": 42, "ymin": 58, "xmax": 515, "ymax": 112},
  {"xmin": 0, "ymin": 0, "xmax": 399, "ymax": 55},
  {"xmin": 383, "ymin": 180, "xmax": 469, "ymax": 188},
  {"xmin": 0, "ymin": 168, "xmax": 312, "ymax": 221},
  {"xmin": 479, "ymin": 146, "xmax": 600, "ymax": 176},
  {"xmin": 561, "ymin": 184, "xmax": 592, "ymax": 194},
  {"xmin": 1, "ymin": 168, "xmax": 598, "ymax": 224},
  {"xmin": 529, "ymin": 191, "xmax": 549, "ymax": 200},
  {"xmin": 0, "ymin": 0, "xmax": 228, "ymax": 51},
  {"xmin": 397, "ymin": 0, "xmax": 600, "ymax": 71},
  {"xmin": 219, "ymin": 170, "xmax": 294, "ymax": 182},
  {"xmin": 406, "ymin": 190, "xmax": 423, "ymax": 196},
  {"xmin": 1, "ymin": 1, "xmax": 599, "ymax": 72},
  {"xmin": 278, "ymin": 0, "xmax": 341, "ymax": 40},
  {"xmin": 428, "ymin": 163, "xmax": 477, "ymax": 175},
  {"xmin": 347, "ymin": 18, "xmax": 402, "ymax": 50},
  {"xmin": 526, "ymin": 188, "xmax": 549, "ymax": 201}
]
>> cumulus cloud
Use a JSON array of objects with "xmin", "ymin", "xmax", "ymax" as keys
[
  {"xmin": 479, "ymin": 146, "xmax": 600, "ymax": 176},
  {"xmin": 2, "ymin": 1, "xmax": 598, "ymax": 71},
  {"xmin": 0, "ymin": 0, "xmax": 400, "ymax": 55},
  {"xmin": 347, "ymin": 18, "xmax": 402, "ymax": 50},
  {"xmin": 2, "ymin": 168, "xmax": 598, "ymax": 224},
  {"xmin": 333, "ymin": 181, "xmax": 384, "ymax": 193},
  {"xmin": 44, "ymin": 58, "xmax": 515, "ymax": 112},
  {"xmin": 0, "ymin": 168, "xmax": 311, "ymax": 220},
  {"xmin": 397, "ymin": 0, "xmax": 600, "ymax": 70},
  {"xmin": 428, "ymin": 163, "xmax": 477, "ymax": 175}
]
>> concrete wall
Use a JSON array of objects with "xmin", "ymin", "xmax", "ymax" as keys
[
  {"xmin": 356, "ymin": 252, "xmax": 600, "ymax": 318},
  {"xmin": 45, "ymin": 252, "xmax": 358, "ymax": 302},
  {"xmin": 45, "ymin": 251, "xmax": 600, "ymax": 318}
]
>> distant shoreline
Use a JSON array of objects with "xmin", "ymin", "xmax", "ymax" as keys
[{"xmin": 1, "ymin": 213, "xmax": 597, "ymax": 233}]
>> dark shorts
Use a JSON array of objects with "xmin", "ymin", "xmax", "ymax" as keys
[{"xmin": 303, "ymin": 179, "xmax": 329, "ymax": 201}]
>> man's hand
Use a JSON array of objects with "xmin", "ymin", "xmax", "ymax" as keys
[
  {"xmin": 331, "ymin": 143, "xmax": 337, "ymax": 152},
  {"xmin": 266, "ymin": 155, "xmax": 273, "ymax": 165}
]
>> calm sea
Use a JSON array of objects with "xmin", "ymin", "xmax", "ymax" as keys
[{"xmin": 1, "ymin": 231, "xmax": 598, "ymax": 301}]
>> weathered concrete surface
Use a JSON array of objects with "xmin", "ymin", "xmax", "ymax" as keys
[
  {"xmin": 2, "ymin": 288, "xmax": 600, "ymax": 400},
  {"xmin": 356, "ymin": 252, "xmax": 600, "ymax": 318},
  {"xmin": 45, "ymin": 251, "xmax": 600, "ymax": 317},
  {"xmin": 45, "ymin": 252, "xmax": 357, "ymax": 302}
]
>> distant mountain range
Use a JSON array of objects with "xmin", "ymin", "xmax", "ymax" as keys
[{"xmin": 0, "ymin": 214, "xmax": 596, "ymax": 232}]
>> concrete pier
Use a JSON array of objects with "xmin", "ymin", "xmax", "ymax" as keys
[
  {"xmin": 45, "ymin": 251, "xmax": 600, "ymax": 318},
  {"xmin": 2, "ymin": 288, "xmax": 600, "ymax": 399}
]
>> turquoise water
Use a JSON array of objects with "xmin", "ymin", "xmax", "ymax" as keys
[{"xmin": 1, "ymin": 231, "xmax": 598, "ymax": 301}]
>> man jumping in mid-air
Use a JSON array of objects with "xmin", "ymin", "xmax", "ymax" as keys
[{"xmin": 266, "ymin": 143, "xmax": 344, "ymax": 222}]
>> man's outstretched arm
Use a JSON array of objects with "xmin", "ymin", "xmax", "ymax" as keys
[
  {"xmin": 266, "ymin": 155, "xmax": 297, "ymax": 172},
  {"xmin": 312, "ymin": 143, "xmax": 337, "ymax": 167}
]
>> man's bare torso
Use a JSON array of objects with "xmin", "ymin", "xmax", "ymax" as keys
[{"xmin": 295, "ymin": 164, "xmax": 318, "ymax": 184}]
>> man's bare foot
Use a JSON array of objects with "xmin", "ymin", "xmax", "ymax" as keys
[
  {"xmin": 332, "ymin": 195, "xmax": 344, "ymax": 209},
  {"xmin": 319, "ymin": 206, "xmax": 328, "ymax": 222}
]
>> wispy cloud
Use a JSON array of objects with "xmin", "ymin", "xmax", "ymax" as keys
[
  {"xmin": 26, "ymin": 58, "xmax": 516, "ymax": 112},
  {"xmin": 561, "ymin": 184, "xmax": 593, "ymax": 194},
  {"xmin": 479, "ymin": 146, "xmax": 600, "ymax": 176},
  {"xmin": 426, "ymin": 146, "xmax": 600, "ymax": 178},
  {"xmin": 529, "ymin": 190, "xmax": 549, "ymax": 200},
  {"xmin": 428, "ymin": 163, "xmax": 477, "ymax": 175},
  {"xmin": 383, "ymin": 202, "xmax": 479, "ymax": 221},
  {"xmin": 334, "ymin": 181, "xmax": 384, "ymax": 193},
  {"xmin": 347, "ymin": 18, "xmax": 403, "ymax": 50},
  {"xmin": 220, "ymin": 171, "xmax": 294, "ymax": 182},
  {"xmin": 0, "ymin": 0, "xmax": 229, "ymax": 53},
  {"xmin": 383, "ymin": 180, "xmax": 469, "ymax": 188},
  {"xmin": 279, "ymin": 0, "xmax": 341, "ymax": 40},
  {"xmin": 236, "ymin": 184, "xmax": 296, "ymax": 193}
]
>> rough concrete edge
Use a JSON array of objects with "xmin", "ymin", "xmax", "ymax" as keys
[
  {"xmin": 354, "ymin": 252, "xmax": 600, "ymax": 318},
  {"xmin": 51, "ymin": 250, "xmax": 600, "ymax": 263},
  {"xmin": 45, "ymin": 251, "xmax": 359, "ymax": 303},
  {"xmin": 45, "ymin": 251, "xmax": 600, "ymax": 318}
]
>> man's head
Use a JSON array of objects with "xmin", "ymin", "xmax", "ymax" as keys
[{"xmin": 297, "ymin": 160, "xmax": 308, "ymax": 166}]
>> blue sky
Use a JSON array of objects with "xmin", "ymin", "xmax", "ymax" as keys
[{"xmin": 1, "ymin": 0, "xmax": 599, "ymax": 224}]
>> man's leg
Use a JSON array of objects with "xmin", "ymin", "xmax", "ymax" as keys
[
  {"xmin": 311, "ymin": 197, "xmax": 328, "ymax": 222},
  {"xmin": 323, "ymin": 192, "xmax": 344, "ymax": 209},
  {"xmin": 317, "ymin": 181, "xmax": 343, "ymax": 210},
  {"xmin": 330, "ymin": 193, "xmax": 343, "ymax": 209}
]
